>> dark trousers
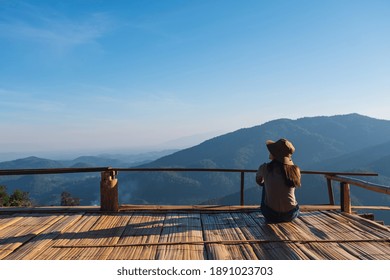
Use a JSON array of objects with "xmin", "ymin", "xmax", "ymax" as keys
[{"xmin": 261, "ymin": 188, "xmax": 299, "ymax": 223}]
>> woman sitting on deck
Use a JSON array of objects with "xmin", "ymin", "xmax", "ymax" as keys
[{"xmin": 256, "ymin": 138, "xmax": 301, "ymax": 223}]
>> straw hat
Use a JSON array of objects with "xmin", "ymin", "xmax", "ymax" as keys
[{"xmin": 266, "ymin": 138, "xmax": 295, "ymax": 165}]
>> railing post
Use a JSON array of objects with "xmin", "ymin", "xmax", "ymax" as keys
[
  {"xmin": 100, "ymin": 169, "xmax": 119, "ymax": 212},
  {"xmin": 240, "ymin": 171, "xmax": 245, "ymax": 206},
  {"xmin": 340, "ymin": 182, "xmax": 351, "ymax": 213},
  {"xmin": 326, "ymin": 177, "xmax": 335, "ymax": 205}
]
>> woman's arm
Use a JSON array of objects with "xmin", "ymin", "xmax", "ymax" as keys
[{"xmin": 256, "ymin": 164, "xmax": 265, "ymax": 186}]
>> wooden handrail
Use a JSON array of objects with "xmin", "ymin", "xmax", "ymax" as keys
[
  {"xmin": 0, "ymin": 167, "xmax": 110, "ymax": 176},
  {"xmin": 0, "ymin": 167, "xmax": 382, "ymax": 212},
  {"xmin": 326, "ymin": 175, "xmax": 390, "ymax": 195},
  {"xmin": 0, "ymin": 167, "xmax": 378, "ymax": 176},
  {"xmin": 325, "ymin": 174, "xmax": 390, "ymax": 214},
  {"xmin": 113, "ymin": 167, "xmax": 378, "ymax": 176}
]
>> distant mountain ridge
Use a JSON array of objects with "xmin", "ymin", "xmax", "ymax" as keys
[
  {"xmin": 0, "ymin": 150, "xmax": 179, "ymax": 169},
  {"xmin": 312, "ymin": 140, "xmax": 390, "ymax": 175},
  {"xmin": 0, "ymin": 156, "xmax": 64, "ymax": 169},
  {"xmin": 142, "ymin": 113, "xmax": 390, "ymax": 170}
]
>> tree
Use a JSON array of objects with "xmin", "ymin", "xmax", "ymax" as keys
[
  {"xmin": 0, "ymin": 186, "xmax": 32, "ymax": 207},
  {"xmin": 61, "ymin": 191, "xmax": 80, "ymax": 206},
  {"xmin": 9, "ymin": 189, "xmax": 32, "ymax": 207},
  {"xmin": 0, "ymin": 185, "xmax": 10, "ymax": 206}
]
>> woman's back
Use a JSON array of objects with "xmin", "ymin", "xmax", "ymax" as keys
[{"xmin": 259, "ymin": 161, "xmax": 298, "ymax": 213}]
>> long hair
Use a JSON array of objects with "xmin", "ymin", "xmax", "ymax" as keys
[{"xmin": 267, "ymin": 160, "xmax": 301, "ymax": 187}]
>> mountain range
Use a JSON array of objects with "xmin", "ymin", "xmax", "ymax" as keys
[{"xmin": 0, "ymin": 113, "xmax": 389, "ymax": 223}]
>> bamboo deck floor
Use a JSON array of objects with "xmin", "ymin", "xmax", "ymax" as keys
[{"xmin": 0, "ymin": 205, "xmax": 389, "ymax": 260}]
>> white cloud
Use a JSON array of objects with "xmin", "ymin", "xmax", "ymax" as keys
[{"xmin": 0, "ymin": 3, "xmax": 114, "ymax": 52}]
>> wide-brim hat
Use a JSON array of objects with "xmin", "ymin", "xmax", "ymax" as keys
[{"xmin": 266, "ymin": 138, "xmax": 295, "ymax": 165}]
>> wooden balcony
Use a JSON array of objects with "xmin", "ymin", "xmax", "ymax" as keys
[{"xmin": 0, "ymin": 168, "xmax": 389, "ymax": 260}]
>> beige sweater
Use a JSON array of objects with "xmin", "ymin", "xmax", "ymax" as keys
[{"xmin": 256, "ymin": 163, "xmax": 298, "ymax": 213}]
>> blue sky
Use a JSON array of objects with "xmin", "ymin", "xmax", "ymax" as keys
[{"xmin": 1, "ymin": 0, "xmax": 389, "ymax": 157}]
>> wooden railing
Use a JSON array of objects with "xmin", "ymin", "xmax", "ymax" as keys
[
  {"xmin": 0, "ymin": 167, "xmax": 388, "ymax": 213},
  {"xmin": 325, "ymin": 174, "xmax": 390, "ymax": 214}
]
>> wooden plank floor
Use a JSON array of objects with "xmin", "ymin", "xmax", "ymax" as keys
[{"xmin": 0, "ymin": 206, "xmax": 389, "ymax": 260}]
